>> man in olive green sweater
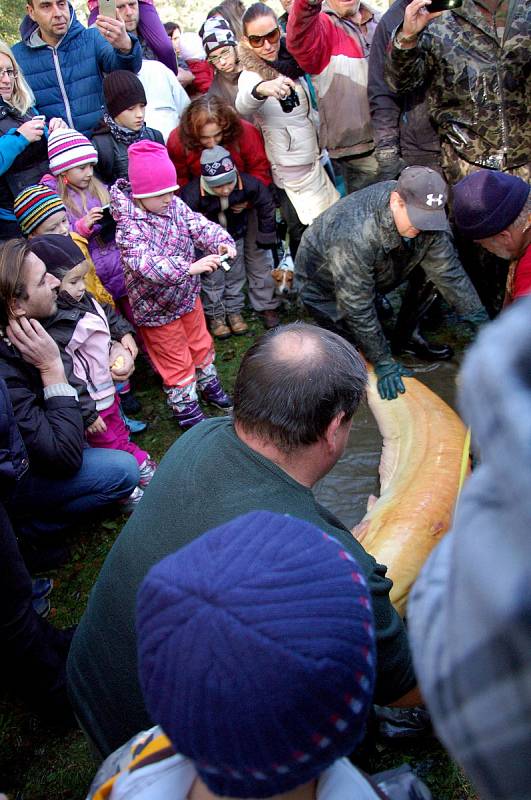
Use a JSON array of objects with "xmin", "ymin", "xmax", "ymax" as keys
[{"xmin": 67, "ymin": 323, "xmax": 419, "ymax": 757}]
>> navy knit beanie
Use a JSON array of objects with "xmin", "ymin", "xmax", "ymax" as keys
[
  {"xmin": 137, "ymin": 511, "xmax": 375, "ymax": 798},
  {"xmin": 29, "ymin": 233, "xmax": 85, "ymax": 279},
  {"xmin": 453, "ymin": 170, "xmax": 530, "ymax": 240}
]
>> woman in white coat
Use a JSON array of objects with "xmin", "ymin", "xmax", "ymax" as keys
[{"xmin": 236, "ymin": 2, "xmax": 339, "ymax": 256}]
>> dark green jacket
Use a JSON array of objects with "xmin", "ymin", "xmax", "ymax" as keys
[
  {"xmin": 384, "ymin": 0, "xmax": 530, "ymax": 169},
  {"xmin": 68, "ymin": 417, "xmax": 416, "ymax": 756}
]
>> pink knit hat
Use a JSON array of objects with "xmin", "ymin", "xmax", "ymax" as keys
[
  {"xmin": 47, "ymin": 127, "xmax": 98, "ymax": 176},
  {"xmin": 128, "ymin": 141, "xmax": 180, "ymax": 198}
]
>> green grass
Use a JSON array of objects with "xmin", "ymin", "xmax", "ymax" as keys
[{"xmin": 0, "ymin": 307, "xmax": 477, "ymax": 799}]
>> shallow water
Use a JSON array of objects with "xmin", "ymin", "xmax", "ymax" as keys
[{"xmin": 314, "ymin": 358, "xmax": 463, "ymax": 528}]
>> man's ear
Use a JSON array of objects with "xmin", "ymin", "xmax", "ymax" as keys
[
  {"xmin": 10, "ymin": 298, "xmax": 27, "ymax": 319},
  {"xmin": 389, "ymin": 190, "xmax": 404, "ymax": 211},
  {"xmin": 323, "ymin": 411, "xmax": 346, "ymax": 451},
  {"xmin": 26, "ymin": 3, "xmax": 36, "ymax": 22}
]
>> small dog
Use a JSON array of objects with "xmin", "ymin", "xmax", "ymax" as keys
[{"xmin": 271, "ymin": 251, "xmax": 297, "ymax": 309}]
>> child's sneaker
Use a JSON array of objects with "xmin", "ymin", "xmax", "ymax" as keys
[
  {"xmin": 172, "ymin": 400, "xmax": 206, "ymax": 429},
  {"xmin": 120, "ymin": 485, "xmax": 144, "ymax": 512},
  {"xmin": 32, "ymin": 595, "xmax": 51, "ymax": 618},
  {"xmin": 32, "ymin": 577, "xmax": 53, "ymax": 601},
  {"xmin": 138, "ymin": 457, "xmax": 157, "ymax": 488},
  {"xmin": 200, "ymin": 378, "xmax": 232, "ymax": 410}
]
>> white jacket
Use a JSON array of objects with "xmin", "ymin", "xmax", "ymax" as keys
[
  {"xmin": 235, "ymin": 45, "xmax": 339, "ymax": 224},
  {"xmin": 87, "ymin": 726, "xmax": 381, "ymax": 800},
  {"xmin": 138, "ymin": 60, "xmax": 190, "ymax": 143}
]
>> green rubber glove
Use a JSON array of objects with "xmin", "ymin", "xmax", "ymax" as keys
[{"xmin": 374, "ymin": 358, "xmax": 414, "ymax": 401}]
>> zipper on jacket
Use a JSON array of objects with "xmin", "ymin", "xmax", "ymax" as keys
[
  {"xmin": 495, "ymin": 60, "xmax": 508, "ymax": 161},
  {"xmin": 51, "ymin": 47, "xmax": 74, "ymax": 128}
]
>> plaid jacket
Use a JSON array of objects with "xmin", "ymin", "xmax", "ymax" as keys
[
  {"xmin": 111, "ymin": 180, "xmax": 235, "ymax": 327},
  {"xmin": 408, "ymin": 297, "xmax": 531, "ymax": 800}
]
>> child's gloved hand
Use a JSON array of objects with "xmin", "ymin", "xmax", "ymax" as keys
[{"xmin": 87, "ymin": 415, "xmax": 107, "ymax": 435}]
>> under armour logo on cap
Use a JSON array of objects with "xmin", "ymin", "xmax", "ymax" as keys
[
  {"xmin": 396, "ymin": 166, "xmax": 449, "ymax": 232},
  {"xmin": 426, "ymin": 193, "xmax": 444, "ymax": 207}
]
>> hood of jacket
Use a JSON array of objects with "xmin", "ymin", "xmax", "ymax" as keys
[
  {"xmin": 237, "ymin": 39, "xmax": 304, "ymax": 82},
  {"xmin": 20, "ymin": 3, "xmax": 78, "ymax": 48},
  {"xmin": 110, "ymin": 179, "xmax": 145, "ymax": 224}
]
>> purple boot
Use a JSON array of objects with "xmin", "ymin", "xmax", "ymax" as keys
[
  {"xmin": 200, "ymin": 377, "xmax": 233, "ymax": 410},
  {"xmin": 165, "ymin": 384, "xmax": 207, "ymax": 430},
  {"xmin": 172, "ymin": 401, "xmax": 206, "ymax": 429}
]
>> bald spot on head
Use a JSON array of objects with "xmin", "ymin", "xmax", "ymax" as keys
[{"xmin": 269, "ymin": 327, "xmax": 324, "ymax": 368}]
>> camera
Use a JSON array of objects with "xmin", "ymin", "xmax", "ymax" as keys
[
  {"xmin": 278, "ymin": 87, "xmax": 300, "ymax": 114},
  {"xmin": 219, "ymin": 253, "xmax": 232, "ymax": 272}
]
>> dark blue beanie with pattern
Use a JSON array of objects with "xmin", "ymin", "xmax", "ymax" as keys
[{"xmin": 136, "ymin": 510, "xmax": 375, "ymax": 798}]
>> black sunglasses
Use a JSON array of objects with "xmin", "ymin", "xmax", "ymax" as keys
[{"xmin": 247, "ymin": 26, "xmax": 281, "ymax": 48}]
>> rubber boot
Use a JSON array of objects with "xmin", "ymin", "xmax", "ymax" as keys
[{"xmin": 391, "ymin": 267, "xmax": 453, "ymax": 361}]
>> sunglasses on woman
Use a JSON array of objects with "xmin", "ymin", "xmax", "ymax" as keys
[{"xmin": 247, "ymin": 27, "xmax": 281, "ymax": 49}]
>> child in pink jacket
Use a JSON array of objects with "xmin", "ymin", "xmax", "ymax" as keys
[{"xmin": 111, "ymin": 141, "xmax": 235, "ymax": 429}]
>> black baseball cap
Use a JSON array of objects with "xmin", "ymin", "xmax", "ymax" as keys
[{"xmin": 396, "ymin": 166, "xmax": 449, "ymax": 231}]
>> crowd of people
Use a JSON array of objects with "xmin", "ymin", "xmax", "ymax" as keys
[{"xmin": 0, "ymin": 0, "xmax": 529, "ymax": 797}]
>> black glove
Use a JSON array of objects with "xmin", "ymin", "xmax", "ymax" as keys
[
  {"xmin": 374, "ymin": 358, "xmax": 413, "ymax": 401},
  {"xmin": 375, "ymin": 146, "xmax": 407, "ymax": 181}
]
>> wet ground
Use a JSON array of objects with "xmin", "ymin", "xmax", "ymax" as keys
[{"xmin": 314, "ymin": 357, "xmax": 463, "ymax": 528}]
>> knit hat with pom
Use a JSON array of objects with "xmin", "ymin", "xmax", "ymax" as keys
[
  {"xmin": 137, "ymin": 510, "xmax": 376, "ymax": 799},
  {"xmin": 47, "ymin": 127, "xmax": 98, "ymax": 176}
]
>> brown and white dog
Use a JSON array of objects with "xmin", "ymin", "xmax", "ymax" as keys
[{"xmin": 271, "ymin": 251, "xmax": 296, "ymax": 308}]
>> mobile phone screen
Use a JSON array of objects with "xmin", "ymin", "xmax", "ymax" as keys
[{"xmin": 428, "ymin": 0, "xmax": 462, "ymax": 11}]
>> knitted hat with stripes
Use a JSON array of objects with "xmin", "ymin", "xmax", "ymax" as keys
[
  {"xmin": 201, "ymin": 18, "xmax": 237, "ymax": 55},
  {"xmin": 137, "ymin": 510, "xmax": 376, "ymax": 798},
  {"xmin": 47, "ymin": 127, "xmax": 98, "ymax": 176},
  {"xmin": 13, "ymin": 184, "xmax": 66, "ymax": 235}
]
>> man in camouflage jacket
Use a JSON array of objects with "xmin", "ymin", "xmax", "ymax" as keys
[
  {"xmin": 295, "ymin": 169, "xmax": 487, "ymax": 399},
  {"xmin": 384, "ymin": 0, "xmax": 530, "ymax": 184}
]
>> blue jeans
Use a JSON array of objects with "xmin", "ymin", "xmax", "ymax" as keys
[{"xmin": 9, "ymin": 447, "xmax": 139, "ymax": 535}]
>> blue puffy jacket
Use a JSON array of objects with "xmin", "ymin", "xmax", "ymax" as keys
[{"xmin": 12, "ymin": 6, "xmax": 142, "ymax": 137}]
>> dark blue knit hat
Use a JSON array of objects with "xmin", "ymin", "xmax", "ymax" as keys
[
  {"xmin": 137, "ymin": 511, "xmax": 375, "ymax": 799},
  {"xmin": 453, "ymin": 170, "xmax": 530, "ymax": 240}
]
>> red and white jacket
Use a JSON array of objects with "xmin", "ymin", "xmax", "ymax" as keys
[{"xmin": 287, "ymin": 0, "xmax": 378, "ymax": 159}]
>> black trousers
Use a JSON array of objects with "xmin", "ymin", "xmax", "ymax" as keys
[{"xmin": 0, "ymin": 500, "xmax": 73, "ymax": 719}]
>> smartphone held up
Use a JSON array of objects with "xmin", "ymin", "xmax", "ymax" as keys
[
  {"xmin": 99, "ymin": 0, "xmax": 117, "ymax": 18},
  {"xmin": 427, "ymin": 0, "xmax": 462, "ymax": 12}
]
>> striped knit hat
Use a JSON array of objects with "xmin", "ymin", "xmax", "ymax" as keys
[
  {"xmin": 47, "ymin": 127, "xmax": 98, "ymax": 176},
  {"xmin": 201, "ymin": 18, "xmax": 237, "ymax": 55},
  {"xmin": 137, "ymin": 511, "xmax": 376, "ymax": 798},
  {"xmin": 13, "ymin": 184, "xmax": 66, "ymax": 236}
]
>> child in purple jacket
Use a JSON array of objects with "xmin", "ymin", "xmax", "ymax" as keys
[
  {"xmin": 111, "ymin": 141, "xmax": 235, "ymax": 429},
  {"xmin": 42, "ymin": 127, "xmax": 131, "ymax": 321}
]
